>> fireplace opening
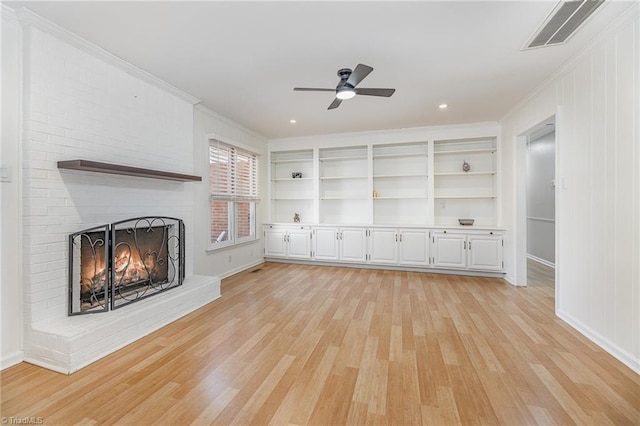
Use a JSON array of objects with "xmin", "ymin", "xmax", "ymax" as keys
[{"xmin": 69, "ymin": 217, "xmax": 184, "ymax": 315}]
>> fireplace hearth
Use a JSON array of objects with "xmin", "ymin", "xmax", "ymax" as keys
[{"xmin": 69, "ymin": 217, "xmax": 185, "ymax": 315}]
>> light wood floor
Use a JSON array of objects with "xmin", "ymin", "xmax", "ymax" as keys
[
  {"xmin": 2, "ymin": 263, "xmax": 638, "ymax": 425},
  {"xmin": 527, "ymin": 258, "xmax": 555, "ymax": 288}
]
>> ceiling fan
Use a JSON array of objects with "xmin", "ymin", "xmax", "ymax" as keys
[{"xmin": 294, "ymin": 64, "xmax": 395, "ymax": 110}]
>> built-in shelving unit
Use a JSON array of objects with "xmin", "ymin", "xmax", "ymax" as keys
[
  {"xmin": 319, "ymin": 146, "xmax": 369, "ymax": 224},
  {"xmin": 433, "ymin": 137, "xmax": 497, "ymax": 226},
  {"xmin": 268, "ymin": 135, "xmax": 499, "ymax": 227},
  {"xmin": 372, "ymin": 142, "xmax": 429, "ymax": 225},
  {"xmin": 270, "ymin": 149, "xmax": 314, "ymax": 223}
]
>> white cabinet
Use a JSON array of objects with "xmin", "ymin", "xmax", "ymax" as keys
[
  {"xmin": 432, "ymin": 230, "xmax": 503, "ymax": 271},
  {"xmin": 264, "ymin": 225, "xmax": 312, "ymax": 259},
  {"xmin": 369, "ymin": 228, "xmax": 430, "ymax": 266},
  {"xmin": 432, "ymin": 232, "xmax": 467, "ymax": 268},
  {"xmin": 369, "ymin": 229, "xmax": 399, "ymax": 264},
  {"xmin": 265, "ymin": 224, "xmax": 502, "ymax": 273},
  {"xmin": 339, "ymin": 228, "xmax": 368, "ymax": 262},
  {"xmin": 313, "ymin": 227, "xmax": 340, "ymax": 261},
  {"xmin": 399, "ymin": 229, "xmax": 430, "ymax": 266},
  {"xmin": 313, "ymin": 227, "xmax": 367, "ymax": 262},
  {"xmin": 467, "ymin": 234, "xmax": 503, "ymax": 271},
  {"xmin": 264, "ymin": 227, "xmax": 288, "ymax": 257}
]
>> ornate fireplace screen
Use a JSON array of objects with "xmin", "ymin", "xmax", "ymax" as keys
[{"xmin": 69, "ymin": 217, "xmax": 185, "ymax": 315}]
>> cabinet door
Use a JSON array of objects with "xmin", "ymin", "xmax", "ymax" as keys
[
  {"xmin": 399, "ymin": 229, "xmax": 430, "ymax": 266},
  {"xmin": 468, "ymin": 234, "xmax": 503, "ymax": 271},
  {"xmin": 264, "ymin": 228, "xmax": 287, "ymax": 257},
  {"xmin": 287, "ymin": 228, "xmax": 312, "ymax": 259},
  {"xmin": 340, "ymin": 228, "xmax": 368, "ymax": 262},
  {"xmin": 432, "ymin": 232, "xmax": 467, "ymax": 269},
  {"xmin": 369, "ymin": 229, "xmax": 399, "ymax": 264},
  {"xmin": 314, "ymin": 227, "xmax": 339, "ymax": 260}
]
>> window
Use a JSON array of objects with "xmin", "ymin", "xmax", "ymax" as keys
[{"xmin": 209, "ymin": 139, "xmax": 258, "ymax": 248}]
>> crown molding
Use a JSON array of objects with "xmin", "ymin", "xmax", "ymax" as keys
[
  {"xmin": 1, "ymin": 3, "xmax": 18, "ymax": 22},
  {"xmin": 195, "ymin": 104, "xmax": 268, "ymax": 143},
  {"xmin": 14, "ymin": 7, "xmax": 201, "ymax": 106}
]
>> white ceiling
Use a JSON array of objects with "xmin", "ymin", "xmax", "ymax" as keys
[{"xmin": 4, "ymin": 1, "xmax": 634, "ymax": 139}]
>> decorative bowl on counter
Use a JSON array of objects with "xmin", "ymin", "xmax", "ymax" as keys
[{"xmin": 458, "ymin": 218, "xmax": 475, "ymax": 226}]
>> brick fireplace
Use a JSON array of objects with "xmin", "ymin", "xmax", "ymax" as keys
[{"xmin": 18, "ymin": 22, "xmax": 220, "ymax": 374}]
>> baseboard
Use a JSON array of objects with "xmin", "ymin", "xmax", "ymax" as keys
[
  {"xmin": 1, "ymin": 350, "xmax": 24, "ymax": 370},
  {"xmin": 504, "ymin": 274, "xmax": 524, "ymax": 287},
  {"xmin": 527, "ymin": 254, "xmax": 555, "ymax": 268},
  {"xmin": 219, "ymin": 259, "xmax": 265, "ymax": 279},
  {"xmin": 557, "ymin": 309, "xmax": 639, "ymax": 374},
  {"xmin": 264, "ymin": 258, "xmax": 505, "ymax": 279}
]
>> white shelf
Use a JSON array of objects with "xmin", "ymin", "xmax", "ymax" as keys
[
  {"xmin": 434, "ymin": 195, "xmax": 496, "ymax": 199},
  {"xmin": 271, "ymin": 158, "xmax": 313, "ymax": 164},
  {"xmin": 434, "ymin": 148, "xmax": 495, "ymax": 155},
  {"xmin": 321, "ymin": 197, "xmax": 368, "ymax": 200},
  {"xmin": 319, "ymin": 156, "xmax": 368, "ymax": 162},
  {"xmin": 320, "ymin": 176, "xmax": 367, "ymax": 180},
  {"xmin": 271, "ymin": 177, "xmax": 313, "ymax": 181},
  {"xmin": 373, "ymin": 153, "xmax": 428, "ymax": 159},
  {"xmin": 273, "ymin": 197, "xmax": 313, "ymax": 200},
  {"xmin": 374, "ymin": 196, "xmax": 428, "ymax": 200},
  {"xmin": 434, "ymin": 172, "xmax": 496, "ymax": 176},
  {"xmin": 373, "ymin": 174, "xmax": 428, "ymax": 178}
]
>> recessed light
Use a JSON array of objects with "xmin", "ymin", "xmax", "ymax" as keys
[
  {"xmin": 289, "ymin": 119, "xmax": 297, "ymax": 124},
  {"xmin": 439, "ymin": 104, "xmax": 448, "ymax": 110}
]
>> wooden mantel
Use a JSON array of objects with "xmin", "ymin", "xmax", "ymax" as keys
[{"xmin": 57, "ymin": 160, "xmax": 202, "ymax": 182}]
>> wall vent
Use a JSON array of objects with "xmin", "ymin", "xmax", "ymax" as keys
[{"xmin": 524, "ymin": 0, "xmax": 605, "ymax": 49}]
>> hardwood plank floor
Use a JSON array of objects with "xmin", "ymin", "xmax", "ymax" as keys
[
  {"xmin": 1, "ymin": 262, "xmax": 638, "ymax": 425},
  {"xmin": 527, "ymin": 258, "xmax": 555, "ymax": 288}
]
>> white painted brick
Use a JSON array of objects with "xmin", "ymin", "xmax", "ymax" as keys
[{"xmin": 22, "ymin": 26, "xmax": 198, "ymax": 370}]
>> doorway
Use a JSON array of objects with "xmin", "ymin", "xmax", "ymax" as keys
[
  {"xmin": 525, "ymin": 121, "xmax": 556, "ymax": 288},
  {"xmin": 515, "ymin": 115, "xmax": 557, "ymax": 293}
]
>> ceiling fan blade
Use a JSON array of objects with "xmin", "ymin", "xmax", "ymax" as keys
[
  {"xmin": 346, "ymin": 64, "xmax": 373, "ymax": 87},
  {"xmin": 294, "ymin": 87, "xmax": 335, "ymax": 92},
  {"xmin": 355, "ymin": 88, "xmax": 395, "ymax": 97},
  {"xmin": 328, "ymin": 98, "xmax": 342, "ymax": 110}
]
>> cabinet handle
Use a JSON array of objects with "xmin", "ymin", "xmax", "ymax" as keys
[
  {"xmin": 444, "ymin": 230, "xmax": 447, "ymax": 234},
  {"xmin": 469, "ymin": 241, "xmax": 472, "ymax": 250},
  {"xmin": 464, "ymin": 241, "xmax": 467, "ymax": 250},
  {"xmin": 336, "ymin": 232, "xmax": 339, "ymax": 240},
  {"xmin": 395, "ymin": 234, "xmax": 398, "ymax": 242},
  {"xmin": 340, "ymin": 232, "xmax": 343, "ymax": 240},
  {"xmin": 399, "ymin": 234, "xmax": 402, "ymax": 242}
]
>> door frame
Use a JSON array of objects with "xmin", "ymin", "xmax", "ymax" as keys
[{"xmin": 515, "ymin": 111, "xmax": 559, "ymax": 310}]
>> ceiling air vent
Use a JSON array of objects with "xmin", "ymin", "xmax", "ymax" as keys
[{"xmin": 524, "ymin": 0, "xmax": 605, "ymax": 49}]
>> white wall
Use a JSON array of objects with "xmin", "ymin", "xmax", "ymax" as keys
[
  {"xmin": 192, "ymin": 105, "xmax": 268, "ymax": 278},
  {"xmin": 526, "ymin": 131, "xmax": 555, "ymax": 265},
  {"xmin": 1, "ymin": 5, "xmax": 24, "ymax": 369},
  {"xmin": 500, "ymin": 5, "xmax": 639, "ymax": 372}
]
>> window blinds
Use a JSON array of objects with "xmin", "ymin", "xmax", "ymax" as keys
[{"xmin": 209, "ymin": 140, "xmax": 258, "ymax": 201}]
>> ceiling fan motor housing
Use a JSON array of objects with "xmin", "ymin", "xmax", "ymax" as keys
[{"xmin": 337, "ymin": 68, "xmax": 353, "ymax": 80}]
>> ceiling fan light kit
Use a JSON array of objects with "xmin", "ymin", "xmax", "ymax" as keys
[
  {"xmin": 294, "ymin": 64, "xmax": 395, "ymax": 110},
  {"xmin": 336, "ymin": 88, "xmax": 356, "ymax": 100}
]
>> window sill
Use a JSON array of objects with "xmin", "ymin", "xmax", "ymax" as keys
[{"xmin": 206, "ymin": 237, "xmax": 259, "ymax": 253}]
